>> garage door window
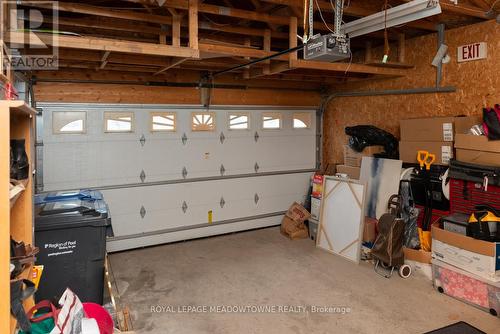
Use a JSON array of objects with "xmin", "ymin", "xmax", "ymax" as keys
[
  {"xmin": 293, "ymin": 112, "xmax": 312, "ymax": 129},
  {"xmin": 151, "ymin": 112, "xmax": 176, "ymax": 132},
  {"xmin": 192, "ymin": 112, "xmax": 216, "ymax": 131},
  {"xmin": 262, "ymin": 112, "xmax": 282, "ymax": 129},
  {"xmin": 229, "ymin": 113, "xmax": 249, "ymax": 130},
  {"xmin": 53, "ymin": 111, "xmax": 86, "ymax": 134},
  {"xmin": 105, "ymin": 112, "xmax": 134, "ymax": 133}
]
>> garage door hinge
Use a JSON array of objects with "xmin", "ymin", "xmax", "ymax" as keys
[
  {"xmin": 220, "ymin": 197, "xmax": 225, "ymax": 208},
  {"xmin": 220, "ymin": 164, "xmax": 225, "ymax": 176},
  {"xmin": 254, "ymin": 162, "xmax": 259, "ymax": 173},
  {"xmin": 140, "ymin": 206, "xmax": 146, "ymax": 218},
  {"xmin": 254, "ymin": 131, "xmax": 259, "ymax": 142},
  {"xmin": 219, "ymin": 132, "xmax": 225, "ymax": 144},
  {"xmin": 254, "ymin": 193, "xmax": 259, "ymax": 204},
  {"xmin": 140, "ymin": 134, "xmax": 146, "ymax": 147},
  {"xmin": 182, "ymin": 167, "xmax": 188, "ymax": 179},
  {"xmin": 140, "ymin": 170, "xmax": 146, "ymax": 183},
  {"xmin": 182, "ymin": 133, "xmax": 188, "ymax": 145},
  {"xmin": 182, "ymin": 201, "xmax": 188, "ymax": 213}
]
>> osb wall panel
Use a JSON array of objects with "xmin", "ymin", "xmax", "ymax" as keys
[
  {"xmin": 324, "ymin": 20, "xmax": 500, "ymax": 164},
  {"xmin": 34, "ymin": 83, "xmax": 321, "ymax": 106}
]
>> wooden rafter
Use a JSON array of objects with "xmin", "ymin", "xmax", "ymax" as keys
[
  {"xmin": 153, "ymin": 57, "xmax": 188, "ymax": 75},
  {"xmin": 7, "ymin": 32, "xmax": 200, "ymax": 58}
]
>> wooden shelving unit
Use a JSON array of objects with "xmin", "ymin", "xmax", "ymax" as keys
[{"xmin": 1, "ymin": 100, "xmax": 36, "ymax": 334}]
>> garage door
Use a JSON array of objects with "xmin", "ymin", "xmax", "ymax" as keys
[{"xmin": 37, "ymin": 103, "xmax": 318, "ymax": 251}]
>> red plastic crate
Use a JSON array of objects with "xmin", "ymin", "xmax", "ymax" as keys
[{"xmin": 449, "ymin": 178, "xmax": 500, "ymax": 215}]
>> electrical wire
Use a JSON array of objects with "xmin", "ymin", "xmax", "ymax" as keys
[
  {"xmin": 315, "ymin": 0, "xmax": 335, "ymax": 33},
  {"xmin": 383, "ymin": 0, "xmax": 390, "ymax": 63}
]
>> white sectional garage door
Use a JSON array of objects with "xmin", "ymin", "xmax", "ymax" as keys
[{"xmin": 38, "ymin": 103, "xmax": 318, "ymax": 251}]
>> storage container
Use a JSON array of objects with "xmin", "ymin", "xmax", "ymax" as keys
[
  {"xmin": 432, "ymin": 259, "xmax": 500, "ymax": 317},
  {"xmin": 34, "ymin": 192, "xmax": 112, "ymax": 304}
]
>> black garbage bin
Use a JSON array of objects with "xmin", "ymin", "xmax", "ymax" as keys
[{"xmin": 34, "ymin": 190, "xmax": 111, "ymax": 304}]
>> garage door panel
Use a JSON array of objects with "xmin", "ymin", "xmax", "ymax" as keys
[{"xmin": 40, "ymin": 103, "xmax": 317, "ymax": 251}]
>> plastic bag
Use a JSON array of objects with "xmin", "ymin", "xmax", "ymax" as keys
[
  {"xmin": 345, "ymin": 125, "xmax": 398, "ymax": 158},
  {"xmin": 399, "ymin": 180, "xmax": 420, "ymax": 249}
]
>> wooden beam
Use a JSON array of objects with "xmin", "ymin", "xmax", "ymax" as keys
[
  {"xmin": 188, "ymin": 0, "xmax": 198, "ymax": 49},
  {"xmin": 153, "ymin": 57, "xmax": 188, "ymax": 75},
  {"xmin": 7, "ymin": 32, "xmax": 200, "ymax": 58},
  {"xmin": 172, "ymin": 15, "xmax": 181, "ymax": 47},
  {"xmin": 365, "ymin": 41, "xmax": 372, "ymax": 63},
  {"xmin": 398, "ymin": 33, "xmax": 405, "ymax": 64},
  {"xmin": 198, "ymin": 42, "xmax": 290, "ymax": 60},
  {"xmin": 289, "ymin": 16, "xmax": 297, "ymax": 65},
  {"xmin": 262, "ymin": 0, "xmax": 437, "ymax": 31},
  {"xmin": 468, "ymin": 0, "xmax": 491, "ymax": 11},
  {"xmin": 290, "ymin": 59, "xmax": 407, "ymax": 77},
  {"xmin": 100, "ymin": 51, "xmax": 111, "ymax": 69},
  {"xmin": 263, "ymin": 29, "xmax": 271, "ymax": 74},
  {"xmin": 400, "ymin": 0, "xmax": 490, "ymax": 19},
  {"xmin": 22, "ymin": 2, "xmax": 173, "ymax": 25}
]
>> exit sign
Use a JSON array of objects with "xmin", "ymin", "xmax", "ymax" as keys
[{"xmin": 457, "ymin": 42, "xmax": 487, "ymax": 62}]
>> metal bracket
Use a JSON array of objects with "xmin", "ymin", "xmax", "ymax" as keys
[
  {"xmin": 140, "ymin": 170, "xmax": 146, "ymax": 183},
  {"xmin": 140, "ymin": 206, "xmax": 146, "ymax": 219},
  {"xmin": 254, "ymin": 131, "xmax": 259, "ymax": 142},
  {"xmin": 220, "ymin": 164, "xmax": 226, "ymax": 176},
  {"xmin": 182, "ymin": 167, "xmax": 188, "ymax": 179},
  {"xmin": 181, "ymin": 133, "xmax": 188, "ymax": 145},
  {"xmin": 254, "ymin": 193, "xmax": 259, "ymax": 204},
  {"xmin": 182, "ymin": 201, "xmax": 188, "ymax": 213},
  {"xmin": 220, "ymin": 197, "xmax": 225, "ymax": 208},
  {"xmin": 254, "ymin": 162, "xmax": 260, "ymax": 173},
  {"xmin": 219, "ymin": 132, "xmax": 226, "ymax": 144},
  {"xmin": 139, "ymin": 134, "xmax": 146, "ymax": 147}
]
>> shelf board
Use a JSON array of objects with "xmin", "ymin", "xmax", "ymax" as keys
[
  {"xmin": 1, "ymin": 100, "xmax": 37, "ymax": 117},
  {"xmin": 364, "ymin": 61, "xmax": 415, "ymax": 69}
]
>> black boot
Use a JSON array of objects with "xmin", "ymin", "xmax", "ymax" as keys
[{"xmin": 10, "ymin": 139, "xmax": 29, "ymax": 180}]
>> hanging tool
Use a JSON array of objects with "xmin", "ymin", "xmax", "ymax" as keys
[{"xmin": 416, "ymin": 150, "xmax": 436, "ymax": 251}]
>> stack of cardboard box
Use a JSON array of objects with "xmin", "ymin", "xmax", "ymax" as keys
[
  {"xmin": 455, "ymin": 116, "xmax": 500, "ymax": 166},
  {"xmin": 399, "ymin": 117, "xmax": 455, "ymax": 165},
  {"xmin": 336, "ymin": 145, "xmax": 383, "ymax": 179},
  {"xmin": 399, "ymin": 116, "xmax": 483, "ymax": 166}
]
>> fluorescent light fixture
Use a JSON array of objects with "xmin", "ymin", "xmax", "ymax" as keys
[{"xmin": 342, "ymin": 0, "xmax": 442, "ymax": 38}]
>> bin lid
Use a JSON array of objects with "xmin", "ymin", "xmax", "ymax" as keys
[
  {"xmin": 35, "ymin": 197, "xmax": 110, "ymax": 231},
  {"xmin": 35, "ymin": 190, "xmax": 103, "ymax": 205}
]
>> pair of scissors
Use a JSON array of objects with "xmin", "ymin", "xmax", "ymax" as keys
[{"xmin": 417, "ymin": 150, "xmax": 436, "ymax": 171}]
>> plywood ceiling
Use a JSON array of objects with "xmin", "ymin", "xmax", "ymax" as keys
[{"xmin": 9, "ymin": 0, "xmax": 499, "ymax": 89}]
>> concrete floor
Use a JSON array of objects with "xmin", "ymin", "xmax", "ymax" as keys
[{"xmin": 109, "ymin": 227, "xmax": 499, "ymax": 334}]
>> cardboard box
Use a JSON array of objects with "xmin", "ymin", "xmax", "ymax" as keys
[
  {"xmin": 404, "ymin": 247, "xmax": 432, "ymax": 264},
  {"xmin": 454, "ymin": 116, "xmax": 500, "ymax": 166},
  {"xmin": 431, "ymin": 224, "xmax": 500, "ymax": 282},
  {"xmin": 363, "ymin": 217, "xmax": 377, "ymax": 243},
  {"xmin": 456, "ymin": 149, "xmax": 500, "ymax": 167},
  {"xmin": 399, "ymin": 141, "xmax": 453, "ymax": 165},
  {"xmin": 336, "ymin": 165, "xmax": 361, "ymax": 180},
  {"xmin": 343, "ymin": 145, "xmax": 384, "ymax": 167},
  {"xmin": 310, "ymin": 197, "xmax": 321, "ymax": 221},
  {"xmin": 454, "ymin": 115, "xmax": 482, "ymax": 134},
  {"xmin": 400, "ymin": 117, "xmax": 455, "ymax": 142}
]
